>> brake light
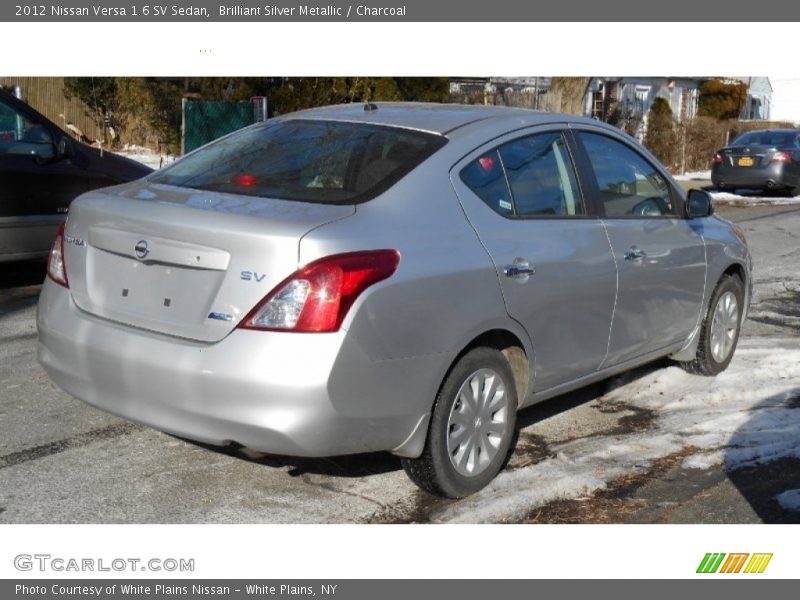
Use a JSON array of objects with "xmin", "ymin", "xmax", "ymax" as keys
[
  {"xmin": 47, "ymin": 222, "xmax": 69, "ymax": 288},
  {"xmin": 770, "ymin": 151, "xmax": 792, "ymax": 163},
  {"xmin": 732, "ymin": 225, "xmax": 748, "ymax": 246},
  {"xmin": 478, "ymin": 155, "xmax": 496, "ymax": 172},
  {"xmin": 240, "ymin": 250, "xmax": 401, "ymax": 333},
  {"xmin": 231, "ymin": 173, "xmax": 258, "ymax": 186},
  {"xmin": 712, "ymin": 153, "xmax": 723, "ymax": 164}
]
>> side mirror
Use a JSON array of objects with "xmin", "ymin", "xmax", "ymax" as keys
[
  {"xmin": 57, "ymin": 136, "xmax": 74, "ymax": 160},
  {"xmin": 30, "ymin": 143, "xmax": 56, "ymax": 160},
  {"xmin": 686, "ymin": 189, "xmax": 713, "ymax": 219}
]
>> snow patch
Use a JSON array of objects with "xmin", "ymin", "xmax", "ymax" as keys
[
  {"xmin": 112, "ymin": 144, "xmax": 176, "ymax": 171},
  {"xmin": 432, "ymin": 338, "xmax": 800, "ymax": 523},
  {"xmin": 674, "ymin": 170, "xmax": 711, "ymax": 181},
  {"xmin": 776, "ymin": 489, "xmax": 800, "ymax": 511},
  {"xmin": 683, "ymin": 451, "xmax": 724, "ymax": 469},
  {"xmin": 710, "ymin": 191, "xmax": 800, "ymax": 205}
]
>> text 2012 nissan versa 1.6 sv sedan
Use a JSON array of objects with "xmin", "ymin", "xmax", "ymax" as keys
[{"xmin": 37, "ymin": 103, "xmax": 752, "ymax": 497}]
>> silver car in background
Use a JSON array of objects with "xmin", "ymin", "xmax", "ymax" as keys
[{"xmin": 37, "ymin": 103, "xmax": 752, "ymax": 497}]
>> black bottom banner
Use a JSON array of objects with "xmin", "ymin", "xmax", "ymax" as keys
[{"xmin": 2, "ymin": 580, "xmax": 794, "ymax": 600}]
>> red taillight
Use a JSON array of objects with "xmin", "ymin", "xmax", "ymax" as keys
[
  {"xmin": 240, "ymin": 250, "xmax": 401, "ymax": 333},
  {"xmin": 771, "ymin": 151, "xmax": 792, "ymax": 164},
  {"xmin": 732, "ymin": 225, "xmax": 748, "ymax": 246},
  {"xmin": 712, "ymin": 153, "xmax": 723, "ymax": 165},
  {"xmin": 47, "ymin": 222, "xmax": 69, "ymax": 288},
  {"xmin": 231, "ymin": 173, "xmax": 258, "ymax": 186}
]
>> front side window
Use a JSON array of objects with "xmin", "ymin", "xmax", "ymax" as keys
[
  {"xmin": 578, "ymin": 132, "xmax": 675, "ymax": 217},
  {"xmin": 0, "ymin": 98, "xmax": 54, "ymax": 157},
  {"xmin": 151, "ymin": 119, "xmax": 446, "ymax": 204},
  {"xmin": 460, "ymin": 131, "xmax": 583, "ymax": 217}
]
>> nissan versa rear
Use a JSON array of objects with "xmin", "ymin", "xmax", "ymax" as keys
[{"xmin": 38, "ymin": 103, "xmax": 752, "ymax": 497}]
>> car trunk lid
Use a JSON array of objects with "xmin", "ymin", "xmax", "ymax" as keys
[
  {"xmin": 721, "ymin": 144, "xmax": 778, "ymax": 168},
  {"xmin": 63, "ymin": 181, "xmax": 355, "ymax": 342}
]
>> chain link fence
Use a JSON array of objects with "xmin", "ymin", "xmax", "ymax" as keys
[{"xmin": 181, "ymin": 98, "xmax": 267, "ymax": 154}]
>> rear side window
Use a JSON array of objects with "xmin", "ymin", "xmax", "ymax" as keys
[
  {"xmin": 459, "ymin": 150, "xmax": 513, "ymax": 215},
  {"xmin": 151, "ymin": 119, "xmax": 446, "ymax": 204},
  {"xmin": 732, "ymin": 131, "xmax": 795, "ymax": 147},
  {"xmin": 578, "ymin": 132, "xmax": 675, "ymax": 218},
  {"xmin": 499, "ymin": 133, "xmax": 582, "ymax": 216},
  {"xmin": 460, "ymin": 131, "xmax": 583, "ymax": 217}
]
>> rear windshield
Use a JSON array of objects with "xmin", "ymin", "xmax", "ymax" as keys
[
  {"xmin": 150, "ymin": 119, "xmax": 446, "ymax": 204},
  {"xmin": 731, "ymin": 131, "xmax": 796, "ymax": 147}
]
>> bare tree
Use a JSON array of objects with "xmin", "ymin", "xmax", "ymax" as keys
[{"xmin": 546, "ymin": 77, "xmax": 592, "ymax": 115}]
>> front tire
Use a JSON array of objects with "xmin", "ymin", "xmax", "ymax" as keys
[
  {"xmin": 402, "ymin": 347, "xmax": 518, "ymax": 498},
  {"xmin": 680, "ymin": 274, "xmax": 744, "ymax": 376}
]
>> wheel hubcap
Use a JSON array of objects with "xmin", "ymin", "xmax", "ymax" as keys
[
  {"xmin": 446, "ymin": 368, "xmax": 510, "ymax": 477},
  {"xmin": 710, "ymin": 291, "xmax": 739, "ymax": 363}
]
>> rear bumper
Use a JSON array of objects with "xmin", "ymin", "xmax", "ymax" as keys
[
  {"xmin": 711, "ymin": 162, "xmax": 796, "ymax": 189},
  {"xmin": 37, "ymin": 279, "xmax": 441, "ymax": 457}
]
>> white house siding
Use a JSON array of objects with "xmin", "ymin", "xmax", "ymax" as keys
[
  {"xmin": 582, "ymin": 77, "xmax": 705, "ymax": 140},
  {"xmin": 737, "ymin": 77, "xmax": 773, "ymax": 120}
]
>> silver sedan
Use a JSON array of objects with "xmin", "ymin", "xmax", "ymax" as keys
[{"xmin": 37, "ymin": 103, "xmax": 752, "ymax": 497}]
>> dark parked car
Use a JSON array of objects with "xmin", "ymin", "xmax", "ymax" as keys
[
  {"xmin": 711, "ymin": 128, "xmax": 800, "ymax": 196},
  {"xmin": 0, "ymin": 89, "xmax": 152, "ymax": 262}
]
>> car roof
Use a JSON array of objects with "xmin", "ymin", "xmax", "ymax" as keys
[
  {"xmin": 283, "ymin": 101, "xmax": 607, "ymax": 137},
  {"xmin": 736, "ymin": 128, "xmax": 799, "ymax": 135}
]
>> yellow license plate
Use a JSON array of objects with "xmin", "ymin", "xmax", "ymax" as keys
[{"xmin": 738, "ymin": 157, "xmax": 754, "ymax": 167}]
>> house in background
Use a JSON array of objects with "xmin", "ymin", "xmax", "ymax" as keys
[
  {"xmin": 450, "ymin": 76, "xmax": 774, "ymax": 138},
  {"xmin": 583, "ymin": 77, "xmax": 706, "ymax": 139},
  {"xmin": 585, "ymin": 77, "xmax": 773, "ymax": 137},
  {"xmin": 449, "ymin": 77, "xmax": 551, "ymax": 108},
  {"xmin": 736, "ymin": 77, "xmax": 772, "ymax": 120}
]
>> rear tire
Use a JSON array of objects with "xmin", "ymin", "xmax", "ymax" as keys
[
  {"xmin": 402, "ymin": 347, "xmax": 518, "ymax": 498},
  {"xmin": 680, "ymin": 274, "xmax": 744, "ymax": 376}
]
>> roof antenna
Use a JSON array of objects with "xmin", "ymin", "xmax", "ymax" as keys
[{"xmin": 364, "ymin": 102, "xmax": 378, "ymax": 111}]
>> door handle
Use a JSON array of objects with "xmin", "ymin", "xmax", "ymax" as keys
[
  {"xmin": 503, "ymin": 260, "xmax": 535, "ymax": 278},
  {"xmin": 623, "ymin": 247, "xmax": 647, "ymax": 261}
]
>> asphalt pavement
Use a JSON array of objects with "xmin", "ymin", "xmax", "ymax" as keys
[{"xmin": 1, "ymin": 201, "xmax": 798, "ymax": 523}]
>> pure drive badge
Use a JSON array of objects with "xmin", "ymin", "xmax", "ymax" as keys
[{"xmin": 208, "ymin": 312, "xmax": 233, "ymax": 322}]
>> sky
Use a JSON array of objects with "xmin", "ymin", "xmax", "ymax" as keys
[{"xmin": 771, "ymin": 79, "xmax": 800, "ymax": 124}]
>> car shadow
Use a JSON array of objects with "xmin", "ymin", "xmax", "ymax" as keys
[
  {"xmin": 0, "ymin": 259, "xmax": 46, "ymax": 290},
  {"xmin": 723, "ymin": 386, "xmax": 800, "ymax": 523},
  {"xmin": 183, "ymin": 437, "xmax": 403, "ymax": 479},
  {"xmin": 183, "ymin": 358, "xmax": 672, "ymax": 482},
  {"xmin": 0, "ymin": 260, "xmax": 45, "ymax": 320}
]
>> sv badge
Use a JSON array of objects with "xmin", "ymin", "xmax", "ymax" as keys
[{"xmin": 240, "ymin": 271, "xmax": 266, "ymax": 282}]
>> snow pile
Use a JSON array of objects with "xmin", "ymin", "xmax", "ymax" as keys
[
  {"xmin": 113, "ymin": 144, "xmax": 177, "ymax": 171},
  {"xmin": 674, "ymin": 170, "xmax": 711, "ymax": 181},
  {"xmin": 432, "ymin": 337, "xmax": 800, "ymax": 523},
  {"xmin": 710, "ymin": 190, "xmax": 800, "ymax": 205}
]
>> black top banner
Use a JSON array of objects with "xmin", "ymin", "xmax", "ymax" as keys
[{"xmin": 5, "ymin": 0, "xmax": 800, "ymax": 21}]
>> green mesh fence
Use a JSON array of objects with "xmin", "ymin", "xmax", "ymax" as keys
[{"xmin": 182, "ymin": 100, "xmax": 254, "ymax": 154}]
